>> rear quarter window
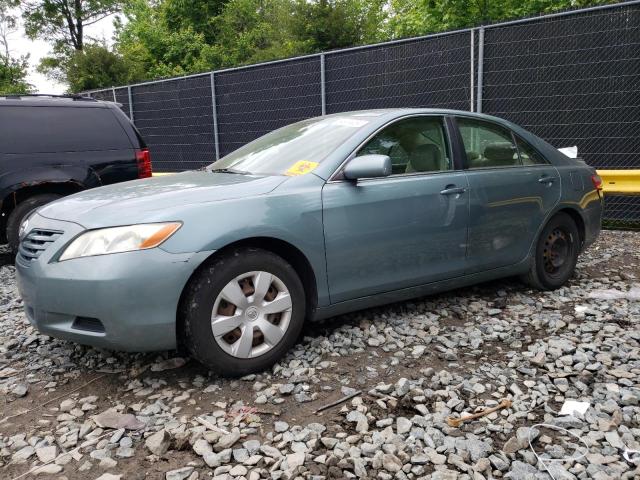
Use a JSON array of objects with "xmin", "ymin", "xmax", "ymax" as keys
[
  {"xmin": 0, "ymin": 106, "xmax": 133, "ymax": 154},
  {"xmin": 515, "ymin": 136, "xmax": 549, "ymax": 165}
]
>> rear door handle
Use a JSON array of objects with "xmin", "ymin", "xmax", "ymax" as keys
[
  {"xmin": 538, "ymin": 175, "xmax": 557, "ymax": 184},
  {"xmin": 440, "ymin": 186, "xmax": 466, "ymax": 195}
]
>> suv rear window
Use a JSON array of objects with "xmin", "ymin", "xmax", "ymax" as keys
[{"xmin": 0, "ymin": 106, "xmax": 132, "ymax": 154}]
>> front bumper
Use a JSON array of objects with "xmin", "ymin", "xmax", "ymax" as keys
[{"xmin": 15, "ymin": 214, "xmax": 213, "ymax": 351}]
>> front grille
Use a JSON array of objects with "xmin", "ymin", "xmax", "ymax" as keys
[{"xmin": 19, "ymin": 229, "xmax": 63, "ymax": 262}]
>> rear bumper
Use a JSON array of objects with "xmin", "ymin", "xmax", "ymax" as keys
[
  {"xmin": 15, "ymin": 214, "xmax": 213, "ymax": 352},
  {"xmin": 582, "ymin": 192, "xmax": 603, "ymax": 249}
]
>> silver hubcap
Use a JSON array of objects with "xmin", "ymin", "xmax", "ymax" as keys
[{"xmin": 211, "ymin": 271, "xmax": 292, "ymax": 359}]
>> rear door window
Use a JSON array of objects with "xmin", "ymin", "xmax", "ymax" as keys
[
  {"xmin": 0, "ymin": 106, "xmax": 132, "ymax": 154},
  {"xmin": 457, "ymin": 117, "xmax": 520, "ymax": 168}
]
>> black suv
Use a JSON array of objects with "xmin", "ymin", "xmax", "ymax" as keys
[{"xmin": 0, "ymin": 94, "xmax": 151, "ymax": 252}]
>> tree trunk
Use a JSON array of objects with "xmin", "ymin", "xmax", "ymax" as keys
[{"xmin": 74, "ymin": 0, "xmax": 84, "ymax": 51}]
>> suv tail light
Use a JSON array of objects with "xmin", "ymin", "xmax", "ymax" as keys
[
  {"xmin": 591, "ymin": 174, "xmax": 603, "ymax": 192},
  {"xmin": 136, "ymin": 148, "xmax": 152, "ymax": 178}
]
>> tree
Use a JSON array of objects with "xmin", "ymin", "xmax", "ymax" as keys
[
  {"xmin": 40, "ymin": 42, "xmax": 141, "ymax": 92},
  {"xmin": 22, "ymin": 0, "xmax": 123, "ymax": 51},
  {"xmin": 163, "ymin": 0, "xmax": 228, "ymax": 44},
  {"xmin": 386, "ymin": 0, "xmax": 616, "ymax": 39},
  {"xmin": 88, "ymin": 0, "xmax": 622, "ymax": 88},
  {"xmin": 0, "ymin": 1, "xmax": 33, "ymax": 94},
  {"xmin": 0, "ymin": 52, "xmax": 33, "ymax": 95},
  {"xmin": 209, "ymin": 0, "xmax": 307, "ymax": 65},
  {"xmin": 114, "ymin": 0, "xmax": 386, "ymax": 82},
  {"xmin": 116, "ymin": 0, "xmax": 221, "ymax": 79},
  {"xmin": 290, "ymin": 0, "xmax": 386, "ymax": 52},
  {"xmin": 116, "ymin": 0, "xmax": 306, "ymax": 78},
  {"xmin": 20, "ymin": 0, "xmax": 124, "ymax": 90}
]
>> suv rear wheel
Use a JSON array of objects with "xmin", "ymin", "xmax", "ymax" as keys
[
  {"xmin": 181, "ymin": 248, "xmax": 306, "ymax": 376},
  {"xmin": 7, "ymin": 194, "xmax": 61, "ymax": 253}
]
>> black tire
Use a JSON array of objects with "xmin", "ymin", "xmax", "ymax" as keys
[
  {"xmin": 6, "ymin": 194, "xmax": 61, "ymax": 253},
  {"xmin": 181, "ymin": 248, "xmax": 306, "ymax": 377},
  {"xmin": 523, "ymin": 212, "xmax": 580, "ymax": 290}
]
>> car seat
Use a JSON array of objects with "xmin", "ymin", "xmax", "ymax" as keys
[
  {"xmin": 405, "ymin": 144, "xmax": 442, "ymax": 173},
  {"xmin": 483, "ymin": 142, "xmax": 518, "ymax": 167}
]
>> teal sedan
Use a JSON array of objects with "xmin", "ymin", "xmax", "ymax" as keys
[{"xmin": 15, "ymin": 109, "xmax": 603, "ymax": 375}]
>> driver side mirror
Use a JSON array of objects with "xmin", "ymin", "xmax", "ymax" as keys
[{"xmin": 343, "ymin": 154, "xmax": 392, "ymax": 181}]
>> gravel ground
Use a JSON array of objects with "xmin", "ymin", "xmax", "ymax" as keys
[{"xmin": 1, "ymin": 230, "xmax": 639, "ymax": 480}]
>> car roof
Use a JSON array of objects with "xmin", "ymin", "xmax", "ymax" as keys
[
  {"xmin": 323, "ymin": 108, "xmax": 516, "ymax": 127},
  {"xmin": 0, "ymin": 95, "xmax": 110, "ymax": 108},
  {"xmin": 342, "ymin": 107, "xmax": 506, "ymax": 119}
]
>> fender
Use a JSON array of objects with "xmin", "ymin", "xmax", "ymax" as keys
[
  {"xmin": 193, "ymin": 226, "xmax": 329, "ymax": 309},
  {"xmin": 525, "ymin": 200, "xmax": 597, "ymax": 264},
  {"xmin": 0, "ymin": 165, "xmax": 102, "ymax": 208}
]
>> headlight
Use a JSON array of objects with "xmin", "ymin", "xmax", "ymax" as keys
[{"xmin": 59, "ymin": 222, "xmax": 181, "ymax": 261}]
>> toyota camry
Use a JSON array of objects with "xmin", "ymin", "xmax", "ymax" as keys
[{"xmin": 15, "ymin": 109, "xmax": 603, "ymax": 376}]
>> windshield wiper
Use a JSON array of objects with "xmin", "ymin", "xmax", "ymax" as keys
[{"xmin": 209, "ymin": 167, "xmax": 249, "ymax": 175}]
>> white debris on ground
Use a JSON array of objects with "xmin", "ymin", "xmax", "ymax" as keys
[{"xmin": 0, "ymin": 230, "xmax": 639, "ymax": 480}]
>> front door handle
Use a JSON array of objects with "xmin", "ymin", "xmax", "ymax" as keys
[
  {"xmin": 440, "ymin": 186, "xmax": 466, "ymax": 195},
  {"xmin": 538, "ymin": 175, "xmax": 557, "ymax": 184}
]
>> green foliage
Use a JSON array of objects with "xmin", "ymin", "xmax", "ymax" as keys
[
  {"xmin": 116, "ymin": 0, "xmax": 221, "ymax": 79},
  {"xmin": 0, "ymin": 55, "xmax": 33, "ymax": 94},
  {"xmin": 113, "ymin": 0, "xmax": 618, "ymax": 87},
  {"xmin": 20, "ymin": 0, "xmax": 125, "ymax": 91},
  {"xmin": 41, "ymin": 43, "xmax": 141, "ymax": 92},
  {"xmin": 386, "ymin": 0, "xmax": 616, "ymax": 38},
  {"xmin": 117, "ymin": 0, "xmax": 302, "ymax": 77},
  {"xmin": 14, "ymin": 0, "xmax": 621, "ymax": 90},
  {"xmin": 22, "ymin": 0, "xmax": 123, "ymax": 50},
  {"xmin": 209, "ymin": 0, "xmax": 308, "ymax": 64},
  {"xmin": 289, "ymin": 0, "xmax": 386, "ymax": 51},
  {"xmin": 163, "ymin": 0, "xmax": 227, "ymax": 44},
  {"xmin": 0, "ymin": 1, "xmax": 33, "ymax": 94},
  {"xmin": 114, "ymin": 0, "xmax": 387, "ymax": 82}
]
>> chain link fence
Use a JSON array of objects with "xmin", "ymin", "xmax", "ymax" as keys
[
  {"xmin": 325, "ymin": 32, "xmax": 472, "ymax": 113},
  {"xmin": 216, "ymin": 57, "xmax": 323, "ymax": 158},
  {"xmin": 85, "ymin": 1, "xmax": 640, "ymax": 228}
]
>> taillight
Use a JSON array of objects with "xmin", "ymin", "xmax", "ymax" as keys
[
  {"xmin": 591, "ymin": 174, "xmax": 603, "ymax": 192},
  {"xmin": 136, "ymin": 148, "xmax": 152, "ymax": 178}
]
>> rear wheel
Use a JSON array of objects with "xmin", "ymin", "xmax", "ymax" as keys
[
  {"xmin": 524, "ymin": 212, "xmax": 580, "ymax": 290},
  {"xmin": 6, "ymin": 194, "xmax": 61, "ymax": 253},
  {"xmin": 181, "ymin": 248, "xmax": 306, "ymax": 376}
]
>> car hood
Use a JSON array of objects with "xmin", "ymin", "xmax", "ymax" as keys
[{"xmin": 37, "ymin": 171, "xmax": 288, "ymax": 228}]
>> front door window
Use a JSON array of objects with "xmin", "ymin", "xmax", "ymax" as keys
[{"xmin": 357, "ymin": 116, "xmax": 451, "ymax": 175}]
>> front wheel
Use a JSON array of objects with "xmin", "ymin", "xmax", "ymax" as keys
[
  {"xmin": 7, "ymin": 194, "xmax": 61, "ymax": 253},
  {"xmin": 181, "ymin": 248, "xmax": 306, "ymax": 376},
  {"xmin": 523, "ymin": 212, "xmax": 580, "ymax": 290}
]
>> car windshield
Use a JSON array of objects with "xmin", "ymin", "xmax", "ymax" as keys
[{"xmin": 207, "ymin": 115, "xmax": 372, "ymax": 176}]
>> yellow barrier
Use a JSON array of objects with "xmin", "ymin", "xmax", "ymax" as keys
[
  {"xmin": 597, "ymin": 170, "xmax": 640, "ymax": 195},
  {"xmin": 152, "ymin": 172, "xmax": 175, "ymax": 177}
]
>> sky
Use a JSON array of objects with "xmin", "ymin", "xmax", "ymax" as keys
[{"xmin": 7, "ymin": 9, "xmax": 118, "ymax": 94}]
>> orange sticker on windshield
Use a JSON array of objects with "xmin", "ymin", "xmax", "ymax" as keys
[{"xmin": 285, "ymin": 160, "xmax": 319, "ymax": 176}]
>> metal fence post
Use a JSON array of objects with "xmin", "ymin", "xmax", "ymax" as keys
[
  {"xmin": 111, "ymin": 86, "xmax": 117, "ymax": 103},
  {"xmin": 127, "ymin": 86, "xmax": 134, "ymax": 122},
  {"xmin": 320, "ymin": 54, "xmax": 326, "ymax": 115},
  {"xmin": 470, "ymin": 29, "xmax": 475, "ymax": 112},
  {"xmin": 476, "ymin": 27, "xmax": 484, "ymax": 113},
  {"xmin": 210, "ymin": 72, "xmax": 220, "ymax": 161}
]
